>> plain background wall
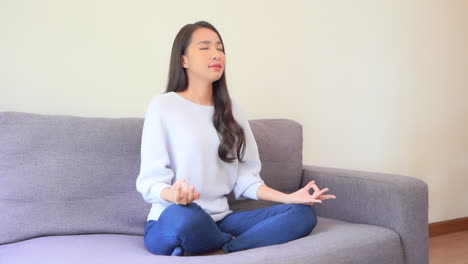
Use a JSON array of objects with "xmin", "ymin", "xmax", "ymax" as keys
[{"xmin": 1, "ymin": 0, "xmax": 466, "ymax": 224}]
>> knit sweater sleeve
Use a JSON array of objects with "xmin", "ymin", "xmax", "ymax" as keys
[
  {"xmin": 136, "ymin": 98, "xmax": 173, "ymax": 205},
  {"xmin": 232, "ymin": 100, "xmax": 266, "ymax": 200}
]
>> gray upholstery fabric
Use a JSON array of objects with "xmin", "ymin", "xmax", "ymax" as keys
[
  {"xmin": 302, "ymin": 165, "xmax": 429, "ymax": 264},
  {"xmin": 0, "ymin": 111, "xmax": 428, "ymax": 263},
  {"xmin": 227, "ymin": 119, "xmax": 303, "ymax": 211},
  {"xmin": 0, "ymin": 111, "xmax": 150, "ymax": 244},
  {"xmin": 0, "ymin": 217, "xmax": 403, "ymax": 264},
  {"xmin": 0, "ymin": 112, "xmax": 302, "ymax": 244}
]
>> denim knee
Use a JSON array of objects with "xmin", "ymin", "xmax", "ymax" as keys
[
  {"xmin": 143, "ymin": 203, "xmax": 208, "ymax": 255},
  {"xmin": 289, "ymin": 204, "xmax": 317, "ymax": 235},
  {"xmin": 144, "ymin": 220, "xmax": 157, "ymax": 237},
  {"xmin": 161, "ymin": 203, "xmax": 208, "ymax": 234}
]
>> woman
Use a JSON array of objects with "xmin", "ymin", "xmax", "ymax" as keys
[{"xmin": 136, "ymin": 21, "xmax": 336, "ymax": 256}]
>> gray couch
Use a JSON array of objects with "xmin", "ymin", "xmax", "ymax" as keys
[{"xmin": 0, "ymin": 111, "xmax": 429, "ymax": 264}]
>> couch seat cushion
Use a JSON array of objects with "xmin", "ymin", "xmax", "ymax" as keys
[{"xmin": 0, "ymin": 217, "xmax": 403, "ymax": 264}]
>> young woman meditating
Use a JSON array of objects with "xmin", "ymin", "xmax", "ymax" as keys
[{"xmin": 136, "ymin": 20, "xmax": 336, "ymax": 256}]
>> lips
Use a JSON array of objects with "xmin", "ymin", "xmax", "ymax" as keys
[{"xmin": 209, "ymin": 64, "xmax": 222, "ymax": 68}]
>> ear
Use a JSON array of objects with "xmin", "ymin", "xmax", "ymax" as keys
[{"xmin": 181, "ymin": 55, "xmax": 189, "ymax": 69}]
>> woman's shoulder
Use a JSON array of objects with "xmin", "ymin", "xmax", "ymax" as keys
[{"xmin": 147, "ymin": 92, "xmax": 175, "ymax": 109}]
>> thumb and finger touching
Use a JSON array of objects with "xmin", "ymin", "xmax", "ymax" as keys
[{"xmin": 172, "ymin": 179, "xmax": 202, "ymax": 205}]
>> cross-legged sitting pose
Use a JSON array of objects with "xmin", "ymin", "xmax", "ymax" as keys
[{"xmin": 136, "ymin": 20, "xmax": 336, "ymax": 256}]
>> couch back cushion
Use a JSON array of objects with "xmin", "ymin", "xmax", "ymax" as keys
[
  {"xmin": 0, "ymin": 111, "xmax": 303, "ymax": 244},
  {"xmin": 226, "ymin": 119, "xmax": 303, "ymax": 211}
]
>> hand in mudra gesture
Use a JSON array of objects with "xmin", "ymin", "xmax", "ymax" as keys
[
  {"xmin": 171, "ymin": 179, "xmax": 201, "ymax": 205},
  {"xmin": 288, "ymin": 180, "xmax": 336, "ymax": 205}
]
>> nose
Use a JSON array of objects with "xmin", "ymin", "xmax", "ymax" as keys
[{"xmin": 212, "ymin": 49, "xmax": 222, "ymax": 60}]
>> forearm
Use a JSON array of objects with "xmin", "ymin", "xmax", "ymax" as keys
[{"xmin": 256, "ymin": 184, "xmax": 291, "ymax": 204}]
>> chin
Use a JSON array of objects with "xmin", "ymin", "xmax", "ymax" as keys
[{"xmin": 209, "ymin": 76, "xmax": 223, "ymax": 83}]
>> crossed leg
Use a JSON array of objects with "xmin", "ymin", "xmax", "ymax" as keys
[
  {"xmin": 143, "ymin": 203, "xmax": 233, "ymax": 256},
  {"xmin": 216, "ymin": 204, "xmax": 317, "ymax": 253},
  {"xmin": 143, "ymin": 203, "xmax": 317, "ymax": 255}
]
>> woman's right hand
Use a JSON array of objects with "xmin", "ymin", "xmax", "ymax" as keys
[{"xmin": 171, "ymin": 179, "xmax": 201, "ymax": 205}]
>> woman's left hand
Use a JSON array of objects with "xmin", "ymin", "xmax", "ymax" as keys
[{"xmin": 288, "ymin": 180, "xmax": 336, "ymax": 205}]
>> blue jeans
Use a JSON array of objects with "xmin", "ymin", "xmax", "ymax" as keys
[{"xmin": 143, "ymin": 202, "xmax": 317, "ymax": 255}]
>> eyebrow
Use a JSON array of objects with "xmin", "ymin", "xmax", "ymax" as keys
[{"xmin": 196, "ymin": 40, "xmax": 223, "ymax": 46}]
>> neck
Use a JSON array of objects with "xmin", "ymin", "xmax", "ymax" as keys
[{"xmin": 181, "ymin": 80, "xmax": 214, "ymax": 106}]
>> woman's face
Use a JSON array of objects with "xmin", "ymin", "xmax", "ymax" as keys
[{"xmin": 181, "ymin": 27, "xmax": 226, "ymax": 85}]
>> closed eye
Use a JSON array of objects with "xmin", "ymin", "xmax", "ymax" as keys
[{"xmin": 199, "ymin": 48, "xmax": 224, "ymax": 52}]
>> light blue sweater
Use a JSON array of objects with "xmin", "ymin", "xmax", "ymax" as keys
[{"xmin": 136, "ymin": 91, "xmax": 265, "ymax": 222}]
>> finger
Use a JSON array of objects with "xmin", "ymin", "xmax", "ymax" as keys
[
  {"xmin": 177, "ymin": 179, "xmax": 185, "ymax": 188},
  {"xmin": 194, "ymin": 192, "xmax": 201, "ymax": 201},
  {"xmin": 178, "ymin": 183, "xmax": 184, "ymax": 199},
  {"xmin": 181, "ymin": 184, "xmax": 189, "ymax": 205},
  {"xmin": 176, "ymin": 182, "xmax": 185, "ymax": 204},
  {"xmin": 310, "ymin": 198, "xmax": 322, "ymax": 204},
  {"xmin": 187, "ymin": 185, "xmax": 195, "ymax": 203},
  {"xmin": 172, "ymin": 180, "xmax": 181, "ymax": 189},
  {"xmin": 317, "ymin": 187, "xmax": 330, "ymax": 197},
  {"xmin": 305, "ymin": 180, "xmax": 315, "ymax": 191},
  {"xmin": 180, "ymin": 182, "xmax": 188, "ymax": 194},
  {"xmin": 318, "ymin": 194, "xmax": 336, "ymax": 200},
  {"xmin": 174, "ymin": 184, "xmax": 182, "ymax": 204},
  {"xmin": 309, "ymin": 182, "xmax": 321, "ymax": 194},
  {"xmin": 183, "ymin": 182, "xmax": 191, "ymax": 202},
  {"xmin": 311, "ymin": 187, "xmax": 330, "ymax": 199},
  {"xmin": 317, "ymin": 194, "xmax": 334, "ymax": 200}
]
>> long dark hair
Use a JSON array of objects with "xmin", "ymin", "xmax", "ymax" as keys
[{"xmin": 165, "ymin": 21, "xmax": 246, "ymax": 164}]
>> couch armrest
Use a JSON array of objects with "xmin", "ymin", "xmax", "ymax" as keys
[{"xmin": 301, "ymin": 165, "xmax": 428, "ymax": 264}]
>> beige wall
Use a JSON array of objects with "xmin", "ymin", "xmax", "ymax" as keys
[{"xmin": 1, "ymin": 0, "xmax": 466, "ymax": 223}]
